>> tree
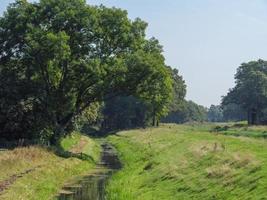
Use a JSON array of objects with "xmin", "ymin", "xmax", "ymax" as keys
[
  {"xmin": 0, "ymin": 0, "xmax": 173, "ymax": 143},
  {"xmin": 102, "ymin": 96, "xmax": 148, "ymax": 130},
  {"xmin": 167, "ymin": 67, "xmax": 187, "ymax": 112},
  {"xmin": 159, "ymin": 67, "xmax": 187, "ymax": 124},
  {"xmin": 102, "ymin": 39, "xmax": 177, "ymax": 130},
  {"xmin": 222, "ymin": 60, "xmax": 267, "ymax": 125},
  {"xmin": 221, "ymin": 103, "xmax": 246, "ymax": 122},
  {"xmin": 162, "ymin": 100, "xmax": 207, "ymax": 123},
  {"xmin": 184, "ymin": 101, "xmax": 207, "ymax": 122},
  {"xmin": 207, "ymin": 105, "xmax": 223, "ymax": 122}
]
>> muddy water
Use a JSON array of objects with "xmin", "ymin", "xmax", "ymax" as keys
[{"xmin": 56, "ymin": 143, "xmax": 121, "ymax": 200}]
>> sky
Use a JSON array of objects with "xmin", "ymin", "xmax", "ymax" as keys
[{"xmin": 1, "ymin": 0, "xmax": 267, "ymax": 107}]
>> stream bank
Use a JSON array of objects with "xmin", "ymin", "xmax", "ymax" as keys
[{"xmin": 56, "ymin": 143, "xmax": 121, "ymax": 200}]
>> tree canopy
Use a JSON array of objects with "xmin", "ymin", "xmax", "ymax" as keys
[
  {"xmin": 0, "ymin": 0, "xmax": 175, "ymax": 143},
  {"xmin": 222, "ymin": 60, "xmax": 267, "ymax": 125},
  {"xmin": 207, "ymin": 105, "xmax": 223, "ymax": 122},
  {"xmin": 162, "ymin": 100, "xmax": 207, "ymax": 124}
]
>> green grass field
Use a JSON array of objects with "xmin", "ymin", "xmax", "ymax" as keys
[
  {"xmin": 211, "ymin": 123, "xmax": 267, "ymax": 139},
  {"xmin": 106, "ymin": 124, "xmax": 267, "ymax": 200},
  {"xmin": 2, "ymin": 124, "xmax": 267, "ymax": 199},
  {"xmin": 0, "ymin": 132, "xmax": 100, "ymax": 200}
]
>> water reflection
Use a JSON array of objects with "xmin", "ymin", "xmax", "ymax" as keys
[{"xmin": 56, "ymin": 143, "xmax": 121, "ymax": 200}]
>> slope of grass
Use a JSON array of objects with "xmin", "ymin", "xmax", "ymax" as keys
[
  {"xmin": 107, "ymin": 124, "xmax": 267, "ymax": 200},
  {"xmin": 0, "ymin": 133, "xmax": 100, "ymax": 200},
  {"xmin": 60, "ymin": 132, "xmax": 82, "ymax": 151},
  {"xmin": 211, "ymin": 123, "xmax": 267, "ymax": 138}
]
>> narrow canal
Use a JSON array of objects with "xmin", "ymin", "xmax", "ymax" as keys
[{"xmin": 56, "ymin": 143, "xmax": 121, "ymax": 200}]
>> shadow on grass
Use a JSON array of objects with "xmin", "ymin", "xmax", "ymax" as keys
[
  {"xmin": 0, "ymin": 125, "xmax": 122, "ymax": 162},
  {"xmin": 53, "ymin": 126, "xmax": 121, "ymax": 163},
  {"xmin": 80, "ymin": 124, "xmax": 119, "ymax": 138},
  {"xmin": 52, "ymin": 143, "xmax": 97, "ymax": 163}
]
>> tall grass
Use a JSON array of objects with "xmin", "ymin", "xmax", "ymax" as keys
[
  {"xmin": 106, "ymin": 124, "xmax": 267, "ymax": 200},
  {"xmin": 0, "ymin": 132, "xmax": 100, "ymax": 200}
]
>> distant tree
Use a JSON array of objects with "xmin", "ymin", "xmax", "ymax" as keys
[
  {"xmin": 221, "ymin": 103, "xmax": 246, "ymax": 122},
  {"xmin": 162, "ymin": 100, "xmax": 207, "ymax": 123},
  {"xmin": 0, "ymin": 0, "xmax": 173, "ymax": 143},
  {"xmin": 167, "ymin": 67, "xmax": 187, "ymax": 113},
  {"xmin": 158, "ymin": 67, "xmax": 187, "ymax": 124},
  {"xmin": 132, "ymin": 38, "xmax": 174, "ymax": 126},
  {"xmin": 207, "ymin": 105, "xmax": 223, "ymax": 122},
  {"xmin": 222, "ymin": 60, "xmax": 267, "ymax": 125},
  {"xmin": 102, "ymin": 61, "xmax": 185, "ymax": 130},
  {"xmin": 185, "ymin": 101, "xmax": 207, "ymax": 122},
  {"xmin": 102, "ymin": 96, "xmax": 148, "ymax": 130}
]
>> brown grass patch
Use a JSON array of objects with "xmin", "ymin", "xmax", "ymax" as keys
[
  {"xmin": 192, "ymin": 141, "xmax": 225, "ymax": 157},
  {"xmin": 0, "ymin": 146, "xmax": 55, "ymax": 182},
  {"xmin": 231, "ymin": 152, "xmax": 259, "ymax": 169},
  {"xmin": 206, "ymin": 164, "xmax": 232, "ymax": 178}
]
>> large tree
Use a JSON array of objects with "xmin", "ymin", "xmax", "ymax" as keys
[
  {"xmin": 0, "ymin": 0, "xmax": 172, "ymax": 142},
  {"xmin": 222, "ymin": 60, "xmax": 267, "ymax": 125},
  {"xmin": 102, "ymin": 39, "xmax": 178, "ymax": 130}
]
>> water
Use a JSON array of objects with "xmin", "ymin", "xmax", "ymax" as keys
[{"xmin": 56, "ymin": 143, "xmax": 121, "ymax": 200}]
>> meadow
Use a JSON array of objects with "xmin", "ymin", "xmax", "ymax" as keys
[
  {"xmin": 1, "ymin": 123, "xmax": 267, "ymax": 199},
  {"xmin": 106, "ymin": 123, "xmax": 267, "ymax": 200},
  {"xmin": 0, "ymin": 132, "xmax": 100, "ymax": 200}
]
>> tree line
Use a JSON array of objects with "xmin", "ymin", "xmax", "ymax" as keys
[
  {"xmin": 222, "ymin": 60, "xmax": 267, "ymax": 125},
  {"xmin": 0, "ymin": 0, "xmax": 185, "ymax": 143},
  {"xmin": 200, "ymin": 59, "xmax": 267, "ymax": 124},
  {"xmin": 1, "ymin": 0, "xmax": 265, "ymax": 145}
]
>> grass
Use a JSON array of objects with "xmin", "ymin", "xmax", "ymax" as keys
[
  {"xmin": 60, "ymin": 132, "xmax": 82, "ymax": 151},
  {"xmin": 211, "ymin": 123, "xmax": 267, "ymax": 138},
  {"xmin": 0, "ymin": 132, "xmax": 100, "ymax": 200},
  {"xmin": 106, "ymin": 123, "xmax": 267, "ymax": 200}
]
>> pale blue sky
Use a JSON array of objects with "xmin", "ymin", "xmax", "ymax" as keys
[{"xmin": 1, "ymin": 0, "xmax": 267, "ymax": 106}]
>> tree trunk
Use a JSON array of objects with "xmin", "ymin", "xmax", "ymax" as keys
[
  {"xmin": 49, "ymin": 124, "xmax": 64, "ymax": 145},
  {"xmin": 49, "ymin": 113, "xmax": 75, "ymax": 145}
]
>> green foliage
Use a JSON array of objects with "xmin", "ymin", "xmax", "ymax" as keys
[
  {"xmin": 163, "ymin": 100, "xmax": 207, "ymax": 123},
  {"xmin": 0, "ymin": 0, "xmax": 174, "ymax": 142},
  {"xmin": 167, "ymin": 67, "xmax": 187, "ymax": 112},
  {"xmin": 130, "ymin": 39, "xmax": 175, "ymax": 124},
  {"xmin": 221, "ymin": 103, "xmax": 246, "ymax": 122},
  {"xmin": 101, "ymin": 58, "xmax": 186, "ymax": 130},
  {"xmin": 207, "ymin": 105, "xmax": 223, "ymax": 122},
  {"xmin": 223, "ymin": 60, "xmax": 267, "ymax": 124},
  {"xmin": 102, "ymin": 96, "xmax": 149, "ymax": 130},
  {"xmin": 185, "ymin": 101, "xmax": 207, "ymax": 122},
  {"xmin": 71, "ymin": 102, "xmax": 102, "ymax": 131}
]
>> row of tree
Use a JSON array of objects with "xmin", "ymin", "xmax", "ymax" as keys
[
  {"xmin": 2, "ymin": 0, "xmax": 264, "ymax": 145},
  {"xmin": 100, "ymin": 58, "xmax": 267, "ymax": 127},
  {"xmin": 0, "ymin": 0, "xmax": 185, "ymax": 143},
  {"xmin": 207, "ymin": 104, "xmax": 246, "ymax": 122},
  {"xmin": 83, "ymin": 58, "xmax": 267, "ymax": 127}
]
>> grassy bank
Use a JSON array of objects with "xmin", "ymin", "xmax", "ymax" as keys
[
  {"xmin": 0, "ymin": 132, "xmax": 100, "ymax": 200},
  {"xmin": 107, "ymin": 124, "xmax": 267, "ymax": 200},
  {"xmin": 211, "ymin": 123, "xmax": 267, "ymax": 139}
]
